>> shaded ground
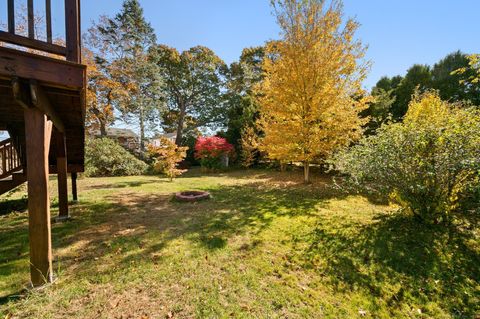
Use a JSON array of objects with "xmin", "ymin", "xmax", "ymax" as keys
[{"xmin": 0, "ymin": 169, "xmax": 478, "ymax": 318}]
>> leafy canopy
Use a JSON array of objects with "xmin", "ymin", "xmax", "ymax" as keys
[
  {"xmin": 224, "ymin": 46, "xmax": 265, "ymax": 154},
  {"xmin": 149, "ymin": 45, "xmax": 226, "ymax": 145},
  {"xmin": 87, "ymin": 0, "xmax": 163, "ymax": 149},
  {"xmin": 258, "ymin": 0, "xmax": 370, "ymax": 182},
  {"xmin": 370, "ymin": 51, "xmax": 480, "ymax": 123}
]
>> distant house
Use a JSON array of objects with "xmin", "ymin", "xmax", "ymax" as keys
[
  {"xmin": 93, "ymin": 128, "xmax": 139, "ymax": 151},
  {"xmin": 149, "ymin": 133, "xmax": 177, "ymax": 147}
]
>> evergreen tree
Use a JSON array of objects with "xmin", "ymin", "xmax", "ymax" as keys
[
  {"xmin": 432, "ymin": 51, "xmax": 480, "ymax": 105},
  {"xmin": 91, "ymin": 0, "xmax": 163, "ymax": 150},
  {"xmin": 370, "ymin": 51, "xmax": 480, "ymax": 124},
  {"xmin": 224, "ymin": 47, "xmax": 265, "ymax": 157},
  {"xmin": 392, "ymin": 64, "xmax": 432, "ymax": 119}
]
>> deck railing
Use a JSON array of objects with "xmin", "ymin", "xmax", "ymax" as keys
[
  {"xmin": 0, "ymin": 0, "xmax": 81, "ymax": 62},
  {"xmin": 0, "ymin": 138, "xmax": 22, "ymax": 179}
]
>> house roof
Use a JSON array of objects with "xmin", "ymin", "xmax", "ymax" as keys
[{"xmin": 152, "ymin": 132, "xmax": 177, "ymax": 140}]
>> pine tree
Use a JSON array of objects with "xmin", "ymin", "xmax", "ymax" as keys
[{"xmin": 90, "ymin": 0, "xmax": 163, "ymax": 150}]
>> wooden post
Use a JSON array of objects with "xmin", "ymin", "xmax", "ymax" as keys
[
  {"xmin": 56, "ymin": 131, "xmax": 69, "ymax": 220},
  {"xmin": 27, "ymin": 0, "xmax": 34, "ymax": 39},
  {"xmin": 45, "ymin": 0, "xmax": 52, "ymax": 43},
  {"xmin": 7, "ymin": 0, "xmax": 15, "ymax": 34},
  {"xmin": 65, "ymin": 0, "xmax": 81, "ymax": 63},
  {"xmin": 24, "ymin": 107, "xmax": 53, "ymax": 286},
  {"xmin": 71, "ymin": 172, "xmax": 78, "ymax": 202}
]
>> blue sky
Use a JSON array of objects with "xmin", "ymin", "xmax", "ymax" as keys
[
  {"xmin": 77, "ymin": 0, "xmax": 480, "ymax": 89},
  {"xmin": 0, "ymin": 0, "xmax": 478, "ymax": 138},
  {"xmin": 1, "ymin": 0, "xmax": 479, "ymax": 88}
]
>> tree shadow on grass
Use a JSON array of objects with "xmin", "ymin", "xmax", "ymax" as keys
[
  {"xmin": 0, "ymin": 200, "xmax": 118, "ymax": 298},
  {"xmin": 1, "ymin": 171, "xmax": 477, "ymax": 317},
  {"xmin": 84, "ymin": 178, "xmax": 165, "ymax": 191},
  {"xmin": 0, "ymin": 175, "xmax": 366, "ymax": 310},
  {"xmin": 38, "ymin": 180, "xmax": 348, "ymax": 280},
  {"xmin": 0, "ymin": 198, "xmax": 28, "ymax": 216},
  {"xmin": 298, "ymin": 212, "xmax": 480, "ymax": 318}
]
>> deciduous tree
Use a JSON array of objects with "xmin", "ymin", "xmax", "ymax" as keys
[
  {"xmin": 149, "ymin": 45, "xmax": 226, "ymax": 145},
  {"xmin": 371, "ymin": 51, "xmax": 480, "ymax": 123},
  {"xmin": 258, "ymin": 0, "xmax": 369, "ymax": 183},
  {"xmin": 194, "ymin": 136, "xmax": 234, "ymax": 170},
  {"xmin": 452, "ymin": 53, "xmax": 480, "ymax": 99},
  {"xmin": 148, "ymin": 138, "xmax": 188, "ymax": 181},
  {"xmin": 83, "ymin": 48, "xmax": 126, "ymax": 136}
]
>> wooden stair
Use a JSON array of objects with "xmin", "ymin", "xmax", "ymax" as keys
[
  {"xmin": 0, "ymin": 137, "xmax": 25, "ymax": 195},
  {"xmin": 0, "ymin": 170, "xmax": 26, "ymax": 195}
]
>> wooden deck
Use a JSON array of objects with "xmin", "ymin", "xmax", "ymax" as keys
[
  {"xmin": 0, "ymin": 0, "xmax": 85, "ymax": 286},
  {"xmin": 0, "ymin": 62, "xmax": 86, "ymax": 173}
]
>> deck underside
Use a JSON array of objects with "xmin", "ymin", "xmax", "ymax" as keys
[{"xmin": 0, "ymin": 46, "xmax": 86, "ymax": 172}]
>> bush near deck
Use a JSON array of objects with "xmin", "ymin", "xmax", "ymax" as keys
[{"xmin": 85, "ymin": 138, "xmax": 147, "ymax": 177}]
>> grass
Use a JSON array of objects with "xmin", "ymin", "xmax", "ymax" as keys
[{"xmin": 0, "ymin": 169, "xmax": 478, "ymax": 318}]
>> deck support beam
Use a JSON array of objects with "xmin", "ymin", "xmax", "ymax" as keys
[
  {"xmin": 30, "ymin": 81, "xmax": 65, "ymax": 133},
  {"xmin": 71, "ymin": 172, "xmax": 78, "ymax": 202},
  {"xmin": 24, "ymin": 107, "xmax": 53, "ymax": 286},
  {"xmin": 56, "ymin": 131, "xmax": 69, "ymax": 220}
]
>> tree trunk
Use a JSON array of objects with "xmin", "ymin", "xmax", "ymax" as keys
[
  {"xmin": 304, "ymin": 161, "xmax": 310, "ymax": 184},
  {"xmin": 175, "ymin": 102, "xmax": 187, "ymax": 146},
  {"xmin": 99, "ymin": 120, "xmax": 107, "ymax": 136},
  {"xmin": 139, "ymin": 105, "xmax": 145, "ymax": 151}
]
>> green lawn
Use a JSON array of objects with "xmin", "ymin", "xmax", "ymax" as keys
[{"xmin": 0, "ymin": 169, "xmax": 478, "ymax": 318}]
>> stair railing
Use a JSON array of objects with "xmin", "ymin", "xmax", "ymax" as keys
[{"xmin": 0, "ymin": 138, "xmax": 23, "ymax": 179}]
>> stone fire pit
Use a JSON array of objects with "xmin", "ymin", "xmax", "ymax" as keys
[{"xmin": 175, "ymin": 190, "xmax": 211, "ymax": 202}]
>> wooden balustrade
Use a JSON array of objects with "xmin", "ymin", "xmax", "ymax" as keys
[
  {"xmin": 0, "ymin": 138, "xmax": 23, "ymax": 179},
  {"xmin": 1, "ymin": 0, "xmax": 81, "ymax": 62}
]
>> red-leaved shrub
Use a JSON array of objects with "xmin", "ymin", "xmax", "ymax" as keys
[{"xmin": 194, "ymin": 136, "xmax": 234, "ymax": 169}]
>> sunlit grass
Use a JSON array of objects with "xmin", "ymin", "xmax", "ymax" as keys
[{"xmin": 0, "ymin": 169, "xmax": 478, "ymax": 318}]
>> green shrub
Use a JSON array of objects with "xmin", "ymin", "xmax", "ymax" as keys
[
  {"xmin": 85, "ymin": 138, "xmax": 147, "ymax": 177},
  {"xmin": 334, "ymin": 92, "xmax": 480, "ymax": 223}
]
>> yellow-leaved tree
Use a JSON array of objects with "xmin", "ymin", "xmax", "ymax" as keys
[
  {"xmin": 453, "ymin": 54, "xmax": 480, "ymax": 84},
  {"xmin": 257, "ymin": 0, "xmax": 370, "ymax": 183},
  {"xmin": 148, "ymin": 137, "xmax": 188, "ymax": 181},
  {"xmin": 83, "ymin": 48, "xmax": 128, "ymax": 136}
]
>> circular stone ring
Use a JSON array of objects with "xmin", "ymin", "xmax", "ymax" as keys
[{"xmin": 175, "ymin": 191, "xmax": 211, "ymax": 202}]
